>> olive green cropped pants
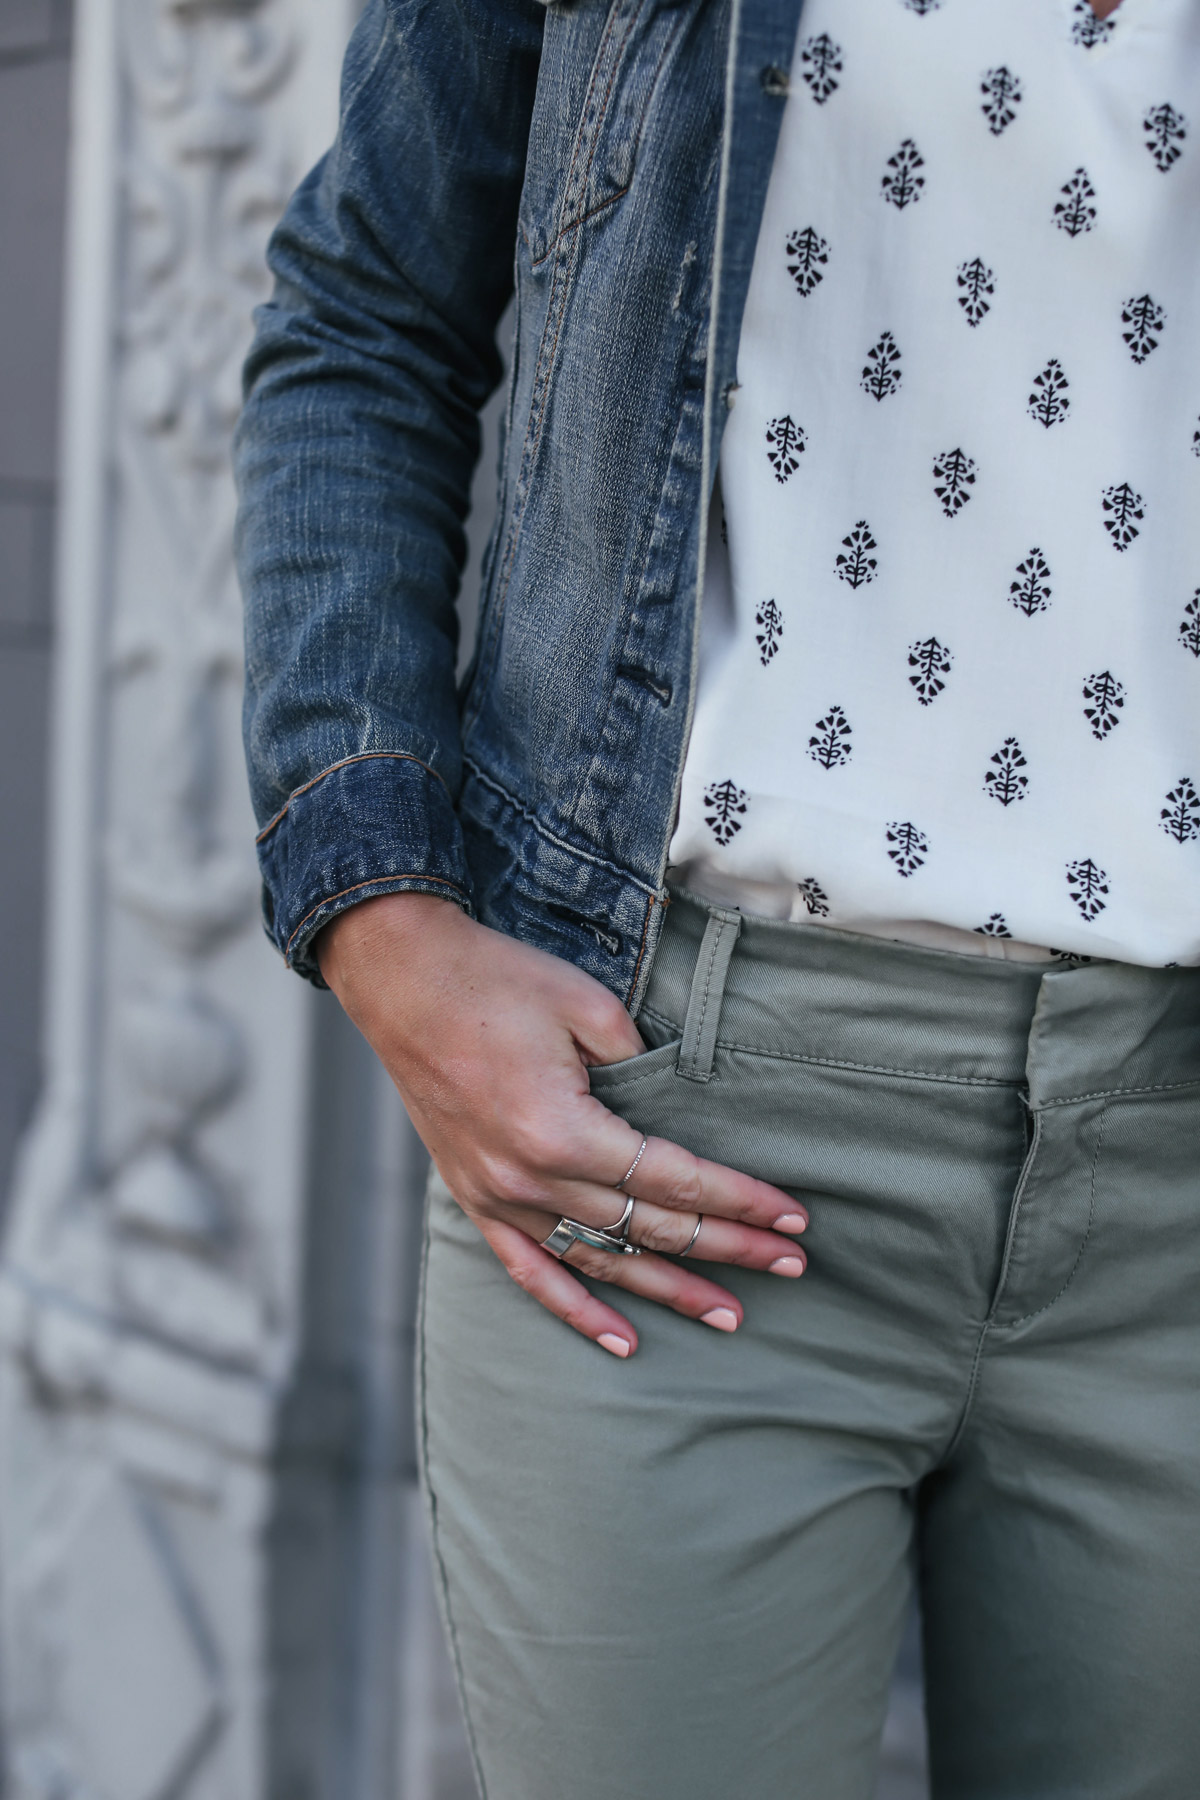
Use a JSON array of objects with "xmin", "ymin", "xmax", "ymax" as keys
[{"xmin": 417, "ymin": 891, "xmax": 1200, "ymax": 1800}]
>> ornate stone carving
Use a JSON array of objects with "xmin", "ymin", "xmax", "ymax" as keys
[
  {"xmin": 108, "ymin": 0, "xmax": 295, "ymax": 1274},
  {"xmin": 0, "ymin": 2, "xmax": 467, "ymax": 1795}
]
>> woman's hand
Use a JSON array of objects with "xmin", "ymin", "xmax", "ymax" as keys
[{"xmin": 318, "ymin": 893, "xmax": 808, "ymax": 1357}]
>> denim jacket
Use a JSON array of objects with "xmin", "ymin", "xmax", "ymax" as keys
[{"xmin": 235, "ymin": 0, "xmax": 802, "ymax": 999}]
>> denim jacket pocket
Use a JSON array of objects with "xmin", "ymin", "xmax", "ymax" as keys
[{"xmin": 520, "ymin": 0, "xmax": 691, "ymax": 264}]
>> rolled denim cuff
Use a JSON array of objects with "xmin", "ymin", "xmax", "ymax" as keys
[{"xmin": 255, "ymin": 751, "xmax": 474, "ymax": 985}]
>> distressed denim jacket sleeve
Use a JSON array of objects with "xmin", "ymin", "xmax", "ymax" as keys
[{"xmin": 233, "ymin": 0, "xmax": 545, "ymax": 984}]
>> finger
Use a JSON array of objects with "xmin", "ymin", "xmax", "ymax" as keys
[
  {"xmin": 504, "ymin": 1203, "xmax": 747, "ymax": 1327},
  {"xmin": 625, "ymin": 1200, "xmax": 807, "ymax": 1276},
  {"xmin": 508, "ymin": 1098, "xmax": 806, "ymax": 1238},
  {"xmin": 557, "ymin": 1234, "xmax": 746, "ymax": 1331},
  {"xmin": 481, "ymin": 1216, "xmax": 640, "ymax": 1357},
  {"xmin": 493, "ymin": 1155, "xmax": 806, "ymax": 1245},
  {"xmin": 582, "ymin": 1122, "xmax": 808, "ymax": 1234}
]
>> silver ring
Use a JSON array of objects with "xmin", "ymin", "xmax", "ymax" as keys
[
  {"xmin": 542, "ymin": 1215, "xmax": 643, "ymax": 1259},
  {"xmin": 601, "ymin": 1194, "xmax": 636, "ymax": 1241},
  {"xmin": 681, "ymin": 1213, "xmax": 704, "ymax": 1257},
  {"xmin": 616, "ymin": 1134, "xmax": 648, "ymax": 1191}
]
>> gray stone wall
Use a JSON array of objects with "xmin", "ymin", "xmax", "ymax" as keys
[{"xmin": 0, "ymin": 0, "xmax": 73, "ymax": 1209}]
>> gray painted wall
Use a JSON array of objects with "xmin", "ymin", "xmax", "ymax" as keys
[{"xmin": 0, "ymin": 0, "xmax": 72, "ymax": 1207}]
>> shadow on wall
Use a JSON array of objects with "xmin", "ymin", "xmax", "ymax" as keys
[{"xmin": 0, "ymin": 0, "xmax": 73, "ymax": 1216}]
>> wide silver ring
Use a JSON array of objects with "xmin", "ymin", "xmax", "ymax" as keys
[
  {"xmin": 616, "ymin": 1134, "xmax": 648, "ymax": 1192},
  {"xmin": 542, "ymin": 1214, "xmax": 643, "ymax": 1259}
]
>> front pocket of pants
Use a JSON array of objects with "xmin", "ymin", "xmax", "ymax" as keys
[{"xmin": 588, "ymin": 1037, "xmax": 683, "ymax": 1098}]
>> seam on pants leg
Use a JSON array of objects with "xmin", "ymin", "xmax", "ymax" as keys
[
  {"xmin": 937, "ymin": 1108, "xmax": 1046, "ymax": 1465},
  {"xmin": 990, "ymin": 1100, "xmax": 1108, "ymax": 1331},
  {"xmin": 1038, "ymin": 1076, "xmax": 1200, "ymax": 1106},
  {"xmin": 415, "ymin": 1189, "xmax": 491, "ymax": 1800}
]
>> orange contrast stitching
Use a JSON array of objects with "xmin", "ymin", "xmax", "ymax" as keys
[
  {"xmin": 536, "ymin": 0, "xmax": 685, "ymax": 269},
  {"xmin": 466, "ymin": 7, "xmax": 635, "ymax": 732},
  {"xmin": 528, "ymin": 184, "xmax": 633, "ymax": 267},
  {"xmin": 624, "ymin": 891, "xmax": 659, "ymax": 1008},
  {"xmin": 284, "ymin": 874, "xmax": 467, "ymax": 960},
  {"xmin": 256, "ymin": 752, "xmax": 450, "ymax": 845}
]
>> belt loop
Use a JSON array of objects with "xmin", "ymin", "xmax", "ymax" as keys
[{"xmin": 676, "ymin": 907, "xmax": 742, "ymax": 1083}]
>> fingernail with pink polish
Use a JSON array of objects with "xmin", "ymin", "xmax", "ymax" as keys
[
  {"xmin": 700, "ymin": 1307, "xmax": 739, "ymax": 1332},
  {"xmin": 598, "ymin": 1333, "xmax": 631, "ymax": 1358},
  {"xmin": 769, "ymin": 1256, "xmax": 805, "ymax": 1278},
  {"xmin": 774, "ymin": 1213, "xmax": 807, "ymax": 1233}
]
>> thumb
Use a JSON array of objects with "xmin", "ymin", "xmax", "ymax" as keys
[{"xmin": 570, "ymin": 988, "xmax": 647, "ymax": 1069}]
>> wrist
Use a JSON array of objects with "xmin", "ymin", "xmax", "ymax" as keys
[{"xmin": 316, "ymin": 889, "xmax": 466, "ymax": 994}]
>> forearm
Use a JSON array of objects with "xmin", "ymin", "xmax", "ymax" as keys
[{"xmin": 234, "ymin": 0, "xmax": 544, "ymax": 980}]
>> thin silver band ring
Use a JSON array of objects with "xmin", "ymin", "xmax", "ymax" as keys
[
  {"xmin": 681, "ymin": 1213, "xmax": 704, "ymax": 1257},
  {"xmin": 616, "ymin": 1135, "xmax": 648, "ymax": 1191}
]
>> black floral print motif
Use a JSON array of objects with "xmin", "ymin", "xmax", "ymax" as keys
[
  {"xmin": 797, "ymin": 878, "xmax": 830, "ymax": 917},
  {"xmin": 933, "ymin": 448, "xmax": 977, "ymax": 516},
  {"xmin": 981, "ymin": 67, "xmax": 1022, "ymax": 136},
  {"xmin": 1009, "ymin": 548, "xmax": 1052, "ymax": 616},
  {"xmin": 1144, "ymin": 102, "xmax": 1187, "ymax": 170},
  {"xmin": 673, "ymin": 17, "xmax": 1200, "ymax": 966},
  {"xmin": 908, "ymin": 635, "xmax": 953, "ymax": 704},
  {"xmin": 861, "ymin": 331, "xmax": 902, "ymax": 400},
  {"xmin": 1050, "ymin": 947, "xmax": 1094, "ymax": 966},
  {"xmin": 1082, "ymin": 670, "xmax": 1125, "ymax": 738},
  {"xmin": 765, "ymin": 415, "xmax": 806, "ymax": 483},
  {"xmin": 836, "ymin": 520, "xmax": 879, "ymax": 588},
  {"xmin": 956, "ymin": 257, "xmax": 995, "ymax": 326},
  {"xmin": 1101, "ymin": 482, "xmax": 1144, "ymax": 551},
  {"xmin": 1121, "ymin": 294, "xmax": 1166, "ymax": 363},
  {"xmin": 808, "ymin": 705, "xmax": 852, "ymax": 769},
  {"xmin": 1071, "ymin": 1, "xmax": 1115, "ymax": 48},
  {"xmin": 785, "ymin": 226, "xmax": 830, "ymax": 298},
  {"xmin": 1160, "ymin": 778, "xmax": 1200, "ymax": 844},
  {"xmin": 882, "ymin": 139, "xmax": 926, "ymax": 209},
  {"xmin": 1178, "ymin": 592, "xmax": 1200, "ymax": 658},
  {"xmin": 704, "ymin": 779, "xmax": 747, "ymax": 846},
  {"xmin": 984, "ymin": 737, "xmax": 1029, "ymax": 806},
  {"xmin": 886, "ymin": 821, "xmax": 928, "ymax": 877},
  {"xmin": 800, "ymin": 33, "xmax": 842, "ymax": 104},
  {"xmin": 755, "ymin": 598, "xmax": 783, "ymax": 665},
  {"xmin": 903, "ymin": 0, "xmax": 941, "ymax": 12},
  {"xmin": 1028, "ymin": 359, "xmax": 1070, "ymax": 427},
  {"xmin": 1066, "ymin": 857, "xmax": 1109, "ymax": 921},
  {"xmin": 1053, "ymin": 168, "xmax": 1097, "ymax": 237}
]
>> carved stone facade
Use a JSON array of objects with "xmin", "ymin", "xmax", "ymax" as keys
[{"xmin": 0, "ymin": 3, "xmax": 474, "ymax": 1795}]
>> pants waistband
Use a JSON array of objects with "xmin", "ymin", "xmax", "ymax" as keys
[{"xmin": 640, "ymin": 890, "xmax": 1200, "ymax": 1107}]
